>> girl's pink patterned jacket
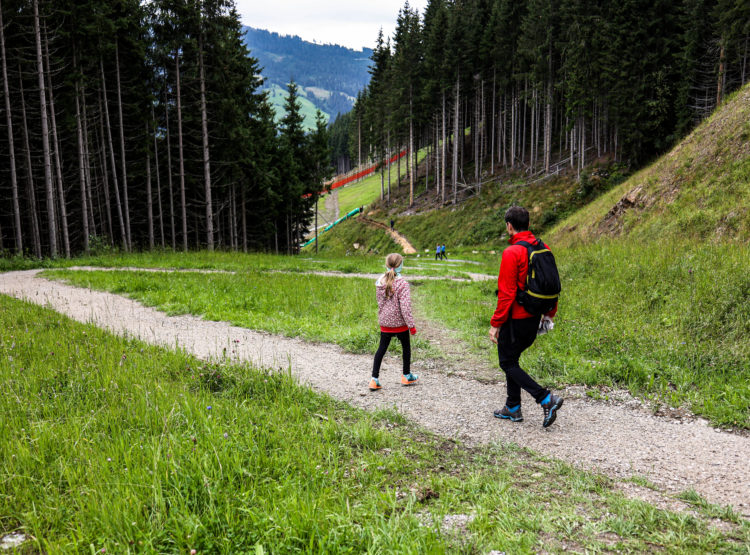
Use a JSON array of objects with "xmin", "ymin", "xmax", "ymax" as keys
[{"xmin": 375, "ymin": 275, "xmax": 415, "ymax": 332}]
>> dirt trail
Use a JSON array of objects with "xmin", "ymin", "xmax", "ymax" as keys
[
  {"xmin": 360, "ymin": 217, "xmax": 417, "ymax": 254},
  {"xmin": 1, "ymin": 269, "xmax": 748, "ymax": 517}
]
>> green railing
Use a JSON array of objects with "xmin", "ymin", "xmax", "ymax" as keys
[{"xmin": 301, "ymin": 207, "xmax": 362, "ymax": 248}]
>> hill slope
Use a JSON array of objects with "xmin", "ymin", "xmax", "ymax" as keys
[
  {"xmin": 243, "ymin": 27, "xmax": 372, "ymax": 128},
  {"xmin": 551, "ymin": 84, "xmax": 750, "ymax": 246}
]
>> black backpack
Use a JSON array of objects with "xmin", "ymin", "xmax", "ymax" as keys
[{"xmin": 515, "ymin": 239, "xmax": 561, "ymax": 315}]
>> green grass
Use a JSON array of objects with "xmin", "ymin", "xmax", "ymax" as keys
[
  {"xmin": 414, "ymin": 238, "xmax": 750, "ymax": 429},
  {"xmin": 552, "ymin": 83, "xmax": 750, "ymax": 246},
  {"xmin": 41, "ymin": 269, "xmax": 435, "ymax": 356},
  {"xmin": 265, "ymin": 83, "xmax": 327, "ymax": 132},
  {"xmin": 2, "ymin": 294, "xmax": 747, "ymax": 552},
  {"xmin": 0, "ymin": 250, "xmax": 389, "ymax": 275}
]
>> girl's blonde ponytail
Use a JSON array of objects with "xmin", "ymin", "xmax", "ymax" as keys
[{"xmin": 384, "ymin": 253, "xmax": 403, "ymax": 298}]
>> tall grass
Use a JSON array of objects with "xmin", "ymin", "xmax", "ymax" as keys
[
  {"xmin": 42, "ymin": 269, "xmax": 435, "ymax": 355},
  {"xmin": 416, "ymin": 239, "xmax": 750, "ymax": 428},
  {"xmin": 1, "ymin": 295, "xmax": 745, "ymax": 552}
]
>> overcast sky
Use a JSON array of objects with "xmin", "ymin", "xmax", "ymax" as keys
[{"xmin": 234, "ymin": 0, "xmax": 430, "ymax": 51}]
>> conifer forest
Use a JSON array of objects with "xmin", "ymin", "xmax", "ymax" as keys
[
  {"xmin": 1, "ymin": 0, "xmax": 749, "ymax": 257},
  {"xmin": 340, "ymin": 0, "xmax": 749, "ymax": 207},
  {"xmin": 0, "ymin": 0, "xmax": 331, "ymax": 257}
]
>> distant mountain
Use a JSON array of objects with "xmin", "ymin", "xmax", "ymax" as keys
[{"xmin": 243, "ymin": 27, "xmax": 373, "ymax": 130}]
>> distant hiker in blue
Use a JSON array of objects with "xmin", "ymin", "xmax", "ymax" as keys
[
  {"xmin": 441, "ymin": 244, "xmax": 447, "ymax": 260},
  {"xmin": 435, "ymin": 244, "xmax": 441, "ymax": 260}
]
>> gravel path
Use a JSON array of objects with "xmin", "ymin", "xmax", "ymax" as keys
[
  {"xmin": 2, "ymin": 269, "xmax": 748, "ymax": 516},
  {"xmin": 359, "ymin": 217, "xmax": 417, "ymax": 254}
]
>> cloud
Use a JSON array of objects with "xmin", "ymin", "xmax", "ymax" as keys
[{"xmin": 235, "ymin": 0, "xmax": 429, "ymax": 50}]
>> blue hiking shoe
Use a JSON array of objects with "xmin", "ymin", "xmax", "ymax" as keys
[
  {"xmin": 493, "ymin": 404, "xmax": 523, "ymax": 422},
  {"xmin": 541, "ymin": 393, "xmax": 564, "ymax": 428},
  {"xmin": 401, "ymin": 373, "xmax": 419, "ymax": 386}
]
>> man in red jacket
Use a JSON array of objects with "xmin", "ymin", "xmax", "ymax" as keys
[{"xmin": 488, "ymin": 206, "xmax": 563, "ymax": 428}]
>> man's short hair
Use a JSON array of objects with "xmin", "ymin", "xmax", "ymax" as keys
[{"xmin": 504, "ymin": 206, "xmax": 529, "ymax": 231}]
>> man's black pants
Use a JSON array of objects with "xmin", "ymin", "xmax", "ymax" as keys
[{"xmin": 497, "ymin": 315, "xmax": 549, "ymax": 407}]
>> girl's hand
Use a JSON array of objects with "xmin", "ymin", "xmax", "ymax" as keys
[{"xmin": 410, "ymin": 327, "xmax": 417, "ymax": 336}]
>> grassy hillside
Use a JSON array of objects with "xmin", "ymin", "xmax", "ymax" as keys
[
  {"xmin": 243, "ymin": 27, "xmax": 369, "ymax": 121},
  {"xmin": 266, "ymin": 83, "xmax": 327, "ymax": 132},
  {"xmin": 551, "ymin": 84, "xmax": 750, "ymax": 246},
  {"xmin": 321, "ymin": 162, "xmax": 627, "ymax": 255}
]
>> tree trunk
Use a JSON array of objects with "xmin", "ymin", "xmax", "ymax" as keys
[
  {"xmin": 441, "ymin": 91, "xmax": 446, "ymax": 204},
  {"xmin": 74, "ymin": 55, "xmax": 89, "ymax": 254},
  {"xmin": 716, "ymin": 42, "xmax": 726, "ymax": 107},
  {"xmin": 380, "ymin": 156, "xmax": 385, "ymax": 200},
  {"xmin": 18, "ymin": 69, "xmax": 42, "ymax": 258},
  {"xmin": 501, "ymin": 93, "xmax": 506, "ymax": 167},
  {"xmin": 152, "ymin": 105, "xmax": 165, "ymax": 248},
  {"xmin": 474, "ymin": 81, "xmax": 480, "ymax": 184},
  {"xmin": 198, "ymin": 31, "xmax": 214, "ymax": 250},
  {"xmin": 241, "ymin": 187, "xmax": 247, "ymax": 252},
  {"xmin": 114, "ymin": 42, "xmax": 131, "ymax": 250},
  {"xmin": 511, "ymin": 89, "xmax": 516, "ymax": 168},
  {"xmin": 230, "ymin": 184, "xmax": 237, "ymax": 251},
  {"xmin": 145, "ymin": 122, "xmax": 154, "ymax": 249},
  {"xmin": 452, "ymin": 75, "xmax": 459, "ymax": 204},
  {"xmin": 164, "ymin": 83, "xmax": 176, "ymax": 249},
  {"xmin": 0, "ymin": 1, "xmax": 22, "ymax": 253},
  {"xmin": 175, "ymin": 51, "xmax": 188, "ymax": 251},
  {"xmin": 34, "ymin": 0, "xmax": 57, "ymax": 257},
  {"xmin": 43, "ymin": 24, "xmax": 69, "ymax": 257},
  {"xmin": 81, "ymin": 82, "xmax": 96, "ymax": 236},
  {"xmin": 97, "ymin": 87, "xmax": 113, "ymax": 242},
  {"xmin": 100, "ymin": 58, "xmax": 127, "ymax": 249},
  {"xmin": 397, "ymin": 145, "xmax": 401, "ymax": 187},
  {"xmin": 521, "ymin": 79, "xmax": 528, "ymax": 168},
  {"xmin": 544, "ymin": 80, "xmax": 552, "ymax": 174},
  {"xmin": 387, "ymin": 132, "xmax": 391, "ymax": 203},
  {"xmin": 425, "ymin": 131, "xmax": 430, "ymax": 193},
  {"xmin": 409, "ymin": 91, "xmax": 414, "ymax": 207},
  {"xmin": 490, "ymin": 71, "xmax": 496, "ymax": 175}
]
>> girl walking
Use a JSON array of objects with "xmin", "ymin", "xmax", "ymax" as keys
[{"xmin": 370, "ymin": 253, "xmax": 419, "ymax": 391}]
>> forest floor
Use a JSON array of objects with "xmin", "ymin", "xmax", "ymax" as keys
[{"xmin": 1, "ymin": 268, "xmax": 748, "ymax": 519}]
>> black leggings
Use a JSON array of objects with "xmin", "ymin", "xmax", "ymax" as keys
[{"xmin": 372, "ymin": 330, "xmax": 411, "ymax": 378}]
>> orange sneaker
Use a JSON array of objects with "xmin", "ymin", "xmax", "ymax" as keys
[
  {"xmin": 369, "ymin": 378, "xmax": 382, "ymax": 391},
  {"xmin": 401, "ymin": 373, "xmax": 419, "ymax": 386}
]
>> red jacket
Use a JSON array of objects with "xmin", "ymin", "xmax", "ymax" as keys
[{"xmin": 490, "ymin": 230, "xmax": 558, "ymax": 327}]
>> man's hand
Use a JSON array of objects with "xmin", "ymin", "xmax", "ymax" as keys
[{"xmin": 488, "ymin": 326, "xmax": 500, "ymax": 344}]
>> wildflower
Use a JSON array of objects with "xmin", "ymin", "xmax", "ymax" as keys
[
  {"xmin": 207, "ymin": 405, "xmax": 212, "ymax": 410},
  {"xmin": 107, "ymin": 458, "xmax": 112, "ymax": 462},
  {"xmin": 191, "ymin": 550, "xmax": 197, "ymax": 555},
  {"xmin": 223, "ymin": 433, "xmax": 228, "ymax": 439}
]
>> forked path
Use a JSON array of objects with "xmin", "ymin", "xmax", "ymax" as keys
[{"xmin": 1, "ymin": 269, "xmax": 748, "ymax": 517}]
